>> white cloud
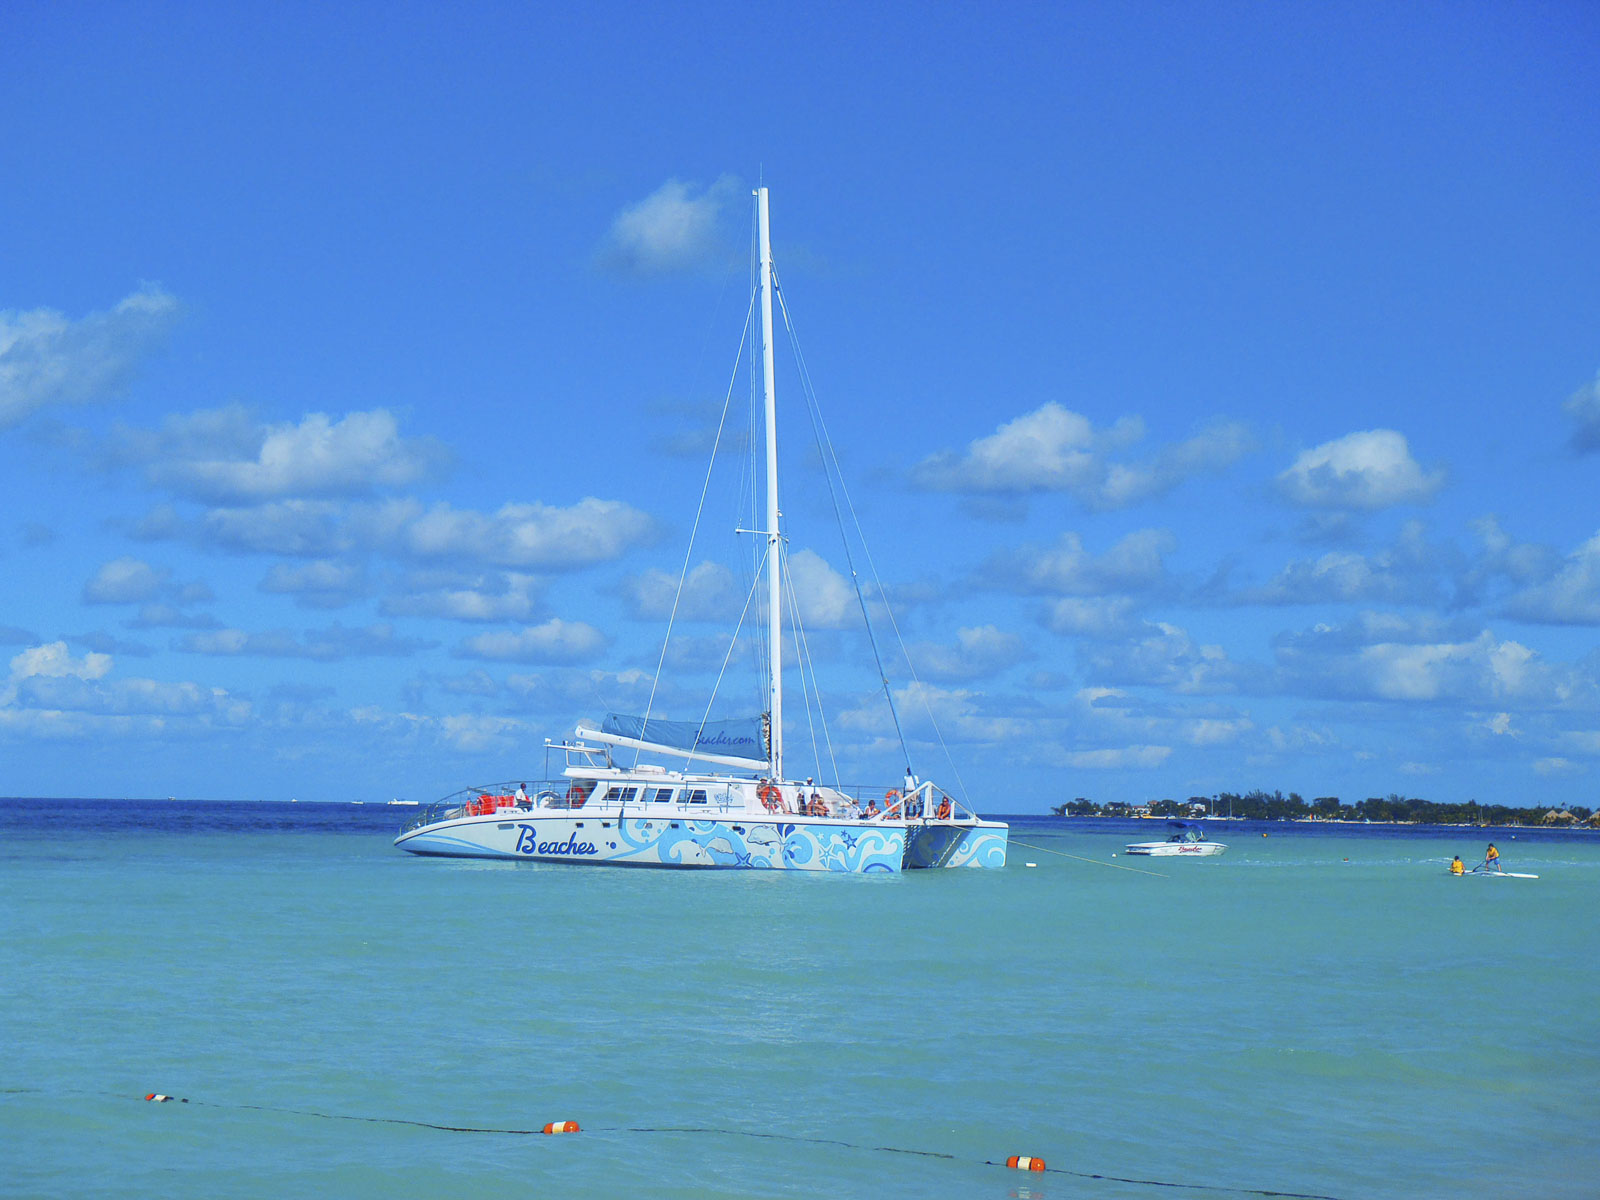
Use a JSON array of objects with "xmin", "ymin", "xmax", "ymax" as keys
[
  {"xmin": 1503, "ymin": 531, "xmax": 1600, "ymax": 625},
  {"xmin": 1533, "ymin": 757, "xmax": 1583, "ymax": 778},
  {"xmin": 1562, "ymin": 371, "xmax": 1600, "ymax": 454},
  {"xmin": 381, "ymin": 571, "xmax": 543, "ymax": 622},
  {"xmin": 179, "ymin": 624, "xmax": 433, "ymax": 661},
  {"xmin": 400, "ymin": 498, "xmax": 656, "ymax": 568},
  {"xmin": 1277, "ymin": 429, "xmax": 1444, "ymax": 510},
  {"xmin": 455, "ymin": 618, "xmax": 606, "ymax": 664},
  {"xmin": 988, "ymin": 528, "xmax": 1175, "ymax": 597},
  {"xmin": 623, "ymin": 561, "xmax": 740, "ymax": 622},
  {"xmin": 909, "ymin": 625, "xmax": 1028, "ymax": 682},
  {"xmin": 83, "ymin": 557, "xmax": 169, "ymax": 604},
  {"xmin": 1081, "ymin": 621, "xmax": 1242, "ymax": 694},
  {"xmin": 147, "ymin": 495, "xmax": 655, "ymax": 570},
  {"xmin": 912, "ymin": 403, "xmax": 1249, "ymax": 509},
  {"xmin": 131, "ymin": 407, "xmax": 447, "ymax": 502},
  {"xmin": 0, "ymin": 285, "xmax": 178, "ymax": 428},
  {"xmin": 259, "ymin": 560, "xmax": 369, "ymax": 609},
  {"xmin": 598, "ymin": 176, "xmax": 740, "ymax": 275},
  {"xmin": 1245, "ymin": 521, "xmax": 1440, "ymax": 606},
  {"xmin": 2, "ymin": 640, "xmax": 249, "ymax": 728},
  {"xmin": 787, "ymin": 549, "xmax": 855, "ymax": 629},
  {"xmin": 1064, "ymin": 744, "xmax": 1172, "ymax": 769},
  {"xmin": 1273, "ymin": 622, "xmax": 1578, "ymax": 706},
  {"xmin": 10, "ymin": 641, "xmax": 112, "ymax": 685},
  {"xmin": 1042, "ymin": 596, "xmax": 1143, "ymax": 638}
]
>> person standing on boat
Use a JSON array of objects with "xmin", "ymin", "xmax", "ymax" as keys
[
  {"xmin": 1450, "ymin": 855, "xmax": 1465, "ymax": 875},
  {"xmin": 1484, "ymin": 843, "xmax": 1501, "ymax": 873}
]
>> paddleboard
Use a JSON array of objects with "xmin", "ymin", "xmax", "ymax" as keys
[{"xmin": 1448, "ymin": 868, "xmax": 1539, "ymax": 879}]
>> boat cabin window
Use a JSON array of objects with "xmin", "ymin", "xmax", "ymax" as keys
[
  {"xmin": 687, "ymin": 789, "xmax": 708, "ymax": 804},
  {"xmin": 652, "ymin": 788, "xmax": 674, "ymax": 803},
  {"xmin": 605, "ymin": 786, "xmax": 638, "ymax": 803}
]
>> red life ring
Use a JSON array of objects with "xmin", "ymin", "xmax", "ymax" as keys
[
  {"xmin": 566, "ymin": 785, "xmax": 588, "ymax": 808},
  {"xmin": 758, "ymin": 784, "xmax": 782, "ymax": 812}
]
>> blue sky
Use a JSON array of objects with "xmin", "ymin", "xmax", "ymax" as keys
[{"xmin": 3, "ymin": 2, "xmax": 1597, "ymax": 809}]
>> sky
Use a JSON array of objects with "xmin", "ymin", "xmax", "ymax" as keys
[{"xmin": 2, "ymin": 2, "xmax": 1597, "ymax": 810}]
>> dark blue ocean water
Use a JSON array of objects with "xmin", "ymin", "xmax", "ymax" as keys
[{"xmin": 3, "ymin": 800, "xmax": 1596, "ymax": 1199}]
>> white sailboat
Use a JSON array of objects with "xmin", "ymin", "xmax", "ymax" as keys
[{"xmin": 395, "ymin": 188, "xmax": 1008, "ymax": 872}]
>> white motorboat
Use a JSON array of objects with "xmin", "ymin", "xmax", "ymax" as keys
[
  {"xmin": 1124, "ymin": 821, "xmax": 1227, "ymax": 857},
  {"xmin": 395, "ymin": 189, "xmax": 1007, "ymax": 873}
]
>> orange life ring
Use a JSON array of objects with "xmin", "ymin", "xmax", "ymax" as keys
[
  {"xmin": 566, "ymin": 785, "xmax": 588, "ymax": 808},
  {"xmin": 758, "ymin": 784, "xmax": 782, "ymax": 812}
]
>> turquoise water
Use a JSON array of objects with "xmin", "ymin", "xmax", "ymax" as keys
[{"xmin": 3, "ymin": 802, "xmax": 1596, "ymax": 1199}]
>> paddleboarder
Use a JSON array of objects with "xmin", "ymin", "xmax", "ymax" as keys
[
  {"xmin": 1483, "ymin": 842, "xmax": 1501, "ymax": 873},
  {"xmin": 1450, "ymin": 855, "xmax": 1465, "ymax": 875}
]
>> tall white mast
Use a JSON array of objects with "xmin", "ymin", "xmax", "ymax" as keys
[{"xmin": 756, "ymin": 187, "xmax": 783, "ymax": 780}]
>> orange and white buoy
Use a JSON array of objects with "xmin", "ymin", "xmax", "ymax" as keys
[
  {"xmin": 1006, "ymin": 1155, "xmax": 1046, "ymax": 1171},
  {"xmin": 542, "ymin": 1120, "xmax": 580, "ymax": 1134}
]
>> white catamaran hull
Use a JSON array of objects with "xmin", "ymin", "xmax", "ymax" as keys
[{"xmin": 396, "ymin": 811, "xmax": 1008, "ymax": 872}]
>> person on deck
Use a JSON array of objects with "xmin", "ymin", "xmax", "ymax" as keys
[
  {"xmin": 1450, "ymin": 855, "xmax": 1465, "ymax": 875},
  {"xmin": 1484, "ymin": 843, "xmax": 1501, "ymax": 873},
  {"xmin": 515, "ymin": 782, "xmax": 529, "ymax": 807},
  {"xmin": 865, "ymin": 797, "xmax": 880, "ymax": 819}
]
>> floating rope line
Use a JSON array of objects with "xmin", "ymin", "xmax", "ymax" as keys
[
  {"xmin": 7, "ymin": 1089, "xmax": 1350, "ymax": 1200},
  {"xmin": 1012, "ymin": 838, "xmax": 1170, "ymax": 878}
]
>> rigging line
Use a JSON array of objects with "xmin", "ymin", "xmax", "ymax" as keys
[
  {"xmin": 1011, "ymin": 839, "xmax": 1169, "ymax": 878},
  {"xmin": 779, "ymin": 546, "xmax": 822, "ymax": 783},
  {"xmin": 779, "ymin": 542, "xmax": 840, "ymax": 787},
  {"xmin": 695, "ymin": 542, "xmax": 773, "ymax": 760},
  {"xmin": 790, "ymin": 319, "xmax": 970, "ymax": 806},
  {"xmin": 635, "ymin": 285, "xmax": 759, "ymax": 766},
  {"xmin": 772, "ymin": 276, "xmax": 913, "ymax": 776}
]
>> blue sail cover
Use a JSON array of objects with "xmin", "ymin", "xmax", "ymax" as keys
[{"xmin": 602, "ymin": 713, "xmax": 768, "ymax": 765}]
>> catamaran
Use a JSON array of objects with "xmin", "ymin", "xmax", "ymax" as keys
[{"xmin": 395, "ymin": 188, "xmax": 1007, "ymax": 872}]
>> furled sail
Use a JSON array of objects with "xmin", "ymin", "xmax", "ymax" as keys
[{"xmin": 600, "ymin": 713, "xmax": 768, "ymax": 766}]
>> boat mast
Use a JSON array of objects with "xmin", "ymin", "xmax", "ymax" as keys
[{"xmin": 756, "ymin": 187, "xmax": 783, "ymax": 780}]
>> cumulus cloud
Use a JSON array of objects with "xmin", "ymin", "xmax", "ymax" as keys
[
  {"xmin": 912, "ymin": 402, "xmax": 1249, "ymax": 509},
  {"xmin": 0, "ymin": 285, "xmax": 178, "ymax": 429},
  {"xmin": 1063, "ymin": 744, "xmax": 1172, "ymax": 769},
  {"xmin": 1562, "ymin": 371, "xmax": 1600, "ymax": 454},
  {"xmin": 786, "ymin": 549, "xmax": 855, "ymax": 629},
  {"xmin": 623, "ymin": 561, "xmax": 740, "ymax": 622},
  {"xmin": 1043, "ymin": 596, "xmax": 1144, "ymax": 638},
  {"xmin": 138, "ymin": 495, "xmax": 656, "ymax": 570},
  {"xmin": 399, "ymin": 498, "xmax": 656, "ymax": 568},
  {"xmin": 1272, "ymin": 620, "xmax": 1578, "ymax": 705},
  {"xmin": 908, "ymin": 625, "xmax": 1028, "ymax": 682},
  {"xmin": 83, "ymin": 557, "xmax": 170, "ymax": 605},
  {"xmin": 179, "ymin": 624, "xmax": 434, "ymax": 661},
  {"xmin": 455, "ymin": 618, "xmax": 607, "ymax": 664},
  {"xmin": 598, "ymin": 176, "xmax": 741, "ymax": 275},
  {"xmin": 1, "ymin": 639, "xmax": 248, "ymax": 728},
  {"xmin": 123, "ymin": 406, "xmax": 448, "ymax": 502},
  {"xmin": 985, "ymin": 529, "xmax": 1175, "ymax": 597},
  {"xmin": 381, "ymin": 571, "xmax": 544, "ymax": 622},
  {"xmin": 259, "ymin": 560, "xmax": 369, "ymax": 610},
  {"xmin": 1502, "ymin": 531, "xmax": 1600, "ymax": 625},
  {"xmin": 1080, "ymin": 621, "xmax": 1243, "ymax": 694},
  {"xmin": 82, "ymin": 557, "xmax": 215, "ymax": 625},
  {"xmin": 1243, "ymin": 520, "xmax": 1441, "ymax": 606},
  {"xmin": 1277, "ymin": 429, "xmax": 1443, "ymax": 510}
]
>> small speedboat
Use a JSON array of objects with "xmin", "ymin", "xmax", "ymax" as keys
[{"xmin": 1125, "ymin": 821, "xmax": 1226, "ymax": 857}]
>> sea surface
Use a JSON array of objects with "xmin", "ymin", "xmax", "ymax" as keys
[{"xmin": 3, "ymin": 800, "xmax": 1596, "ymax": 1199}]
